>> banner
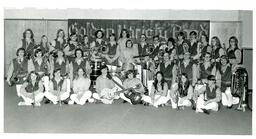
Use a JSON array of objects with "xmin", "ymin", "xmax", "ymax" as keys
[{"xmin": 68, "ymin": 19, "xmax": 210, "ymax": 43}]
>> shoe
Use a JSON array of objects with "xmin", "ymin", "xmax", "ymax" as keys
[
  {"xmin": 143, "ymin": 103, "xmax": 149, "ymax": 106},
  {"xmin": 34, "ymin": 102, "xmax": 41, "ymax": 107},
  {"xmin": 88, "ymin": 98, "xmax": 94, "ymax": 103},
  {"xmin": 201, "ymin": 108, "xmax": 210, "ymax": 115},
  {"xmin": 227, "ymin": 105, "xmax": 233, "ymax": 109},
  {"xmin": 68, "ymin": 100, "xmax": 74, "ymax": 105},
  {"xmin": 44, "ymin": 99, "xmax": 51, "ymax": 104},
  {"xmin": 18, "ymin": 102, "xmax": 27, "ymax": 106}
]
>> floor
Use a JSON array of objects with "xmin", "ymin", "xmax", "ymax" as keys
[{"xmin": 4, "ymin": 83, "xmax": 252, "ymax": 134}]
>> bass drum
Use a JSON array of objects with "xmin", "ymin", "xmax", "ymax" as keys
[{"xmin": 90, "ymin": 59, "xmax": 102, "ymax": 88}]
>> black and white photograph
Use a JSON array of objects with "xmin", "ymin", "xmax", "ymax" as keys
[{"xmin": 1, "ymin": 0, "xmax": 254, "ymax": 136}]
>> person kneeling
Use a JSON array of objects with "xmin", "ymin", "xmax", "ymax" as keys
[
  {"xmin": 93, "ymin": 65, "xmax": 119, "ymax": 104},
  {"xmin": 69, "ymin": 68, "xmax": 92, "ymax": 105},
  {"xmin": 44, "ymin": 69, "xmax": 70, "ymax": 104},
  {"xmin": 194, "ymin": 75, "xmax": 221, "ymax": 114},
  {"xmin": 142, "ymin": 71, "xmax": 169, "ymax": 108},
  {"xmin": 170, "ymin": 73, "xmax": 193, "ymax": 109},
  {"xmin": 18, "ymin": 71, "xmax": 44, "ymax": 106}
]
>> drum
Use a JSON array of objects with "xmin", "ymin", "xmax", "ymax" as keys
[{"xmin": 90, "ymin": 59, "xmax": 103, "ymax": 88}]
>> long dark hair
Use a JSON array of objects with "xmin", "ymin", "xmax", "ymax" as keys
[
  {"xmin": 23, "ymin": 29, "xmax": 35, "ymax": 43},
  {"xmin": 75, "ymin": 67, "xmax": 87, "ymax": 79},
  {"xmin": 211, "ymin": 36, "xmax": 222, "ymax": 48},
  {"xmin": 119, "ymin": 29, "xmax": 130, "ymax": 39},
  {"xmin": 26, "ymin": 71, "xmax": 40, "ymax": 83},
  {"xmin": 56, "ymin": 29, "xmax": 65, "ymax": 39},
  {"xmin": 229, "ymin": 36, "xmax": 238, "ymax": 48},
  {"xmin": 181, "ymin": 73, "xmax": 190, "ymax": 89},
  {"xmin": 153, "ymin": 71, "xmax": 166, "ymax": 91}
]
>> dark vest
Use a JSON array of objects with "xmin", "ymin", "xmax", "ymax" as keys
[
  {"xmin": 189, "ymin": 41, "xmax": 198, "ymax": 56},
  {"xmin": 176, "ymin": 42, "xmax": 184, "ymax": 55},
  {"xmin": 180, "ymin": 60, "xmax": 194, "ymax": 81},
  {"xmin": 38, "ymin": 43, "xmax": 49, "ymax": 54},
  {"xmin": 52, "ymin": 78, "xmax": 64, "ymax": 90},
  {"xmin": 150, "ymin": 45, "xmax": 160, "ymax": 59},
  {"xmin": 200, "ymin": 63, "xmax": 214, "ymax": 79},
  {"xmin": 54, "ymin": 58, "xmax": 67, "ymax": 76},
  {"xmin": 33, "ymin": 58, "xmax": 48, "ymax": 73},
  {"xmin": 138, "ymin": 43, "xmax": 148, "ymax": 56},
  {"xmin": 55, "ymin": 38, "xmax": 67, "ymax": 50},
  {"xmin": 25, "ymin": 81, "xmax": 39, "ymax": 93},
  {"xmin": 159, "ymin": 62, "xmax": 174, "ymax": 79},
  {"xmin": 227, "ymin": 47, "xmax": 243, "ymax": 64},
  {"xmin": 179, "ymin": 81, "xmax": 190, "ymax": 97},
  {"xmin": 165, "ymin": 47, "xmax": 175, "ymax": 55},
  {"xmin": 219, "ymin": 65, "xmax": 232, "ymax": 92},
  {"xmin": 72, "ymin": 58, "xmax": 87, "ymax": 75},
  {"xmin": 107, "ymin": 42, "xmax": 118, "ymax": 56},
  {"xmin": 205, "ymin": 85, "xmax": 217, "ymax": 100},
  {"xmin": 13, "ymin": 58, "xmax": 28, "ymax": 75},
  {"xmin": 22, "ymin": 39, "xmax": 35, "ymax": 59}
]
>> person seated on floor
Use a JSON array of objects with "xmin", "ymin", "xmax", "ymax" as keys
[
  {"xmin": 217, "ymin": 55, "xmax": 239, "ymax": 108},
  {"xmin": 68, "ymin": 68, "xmax": 93, "ymax": 105},
  {"xmin": 93, "ymin": 65, "xmax": 120, "ymax": 104},
  {"xmin": 142, "ymin": 71, "xmax": 169, "ymax": 108},
  {"xmin": 120, "ymin": 70, "xmax": 145, "ymax": 105},
  {"xmin": 44, "ymin": 68, "xmax": 70, "ymax": 104},
  {"xmin": 18, "ymin": 71, "xmax": 44, "ymax": 106},
  {"xmin": 169, "ymin": 73, "xmax": 194, "ymax": 109},
  {"xmin": 194, "ymin": 75, "xmax": 221, "ymax": 114}
]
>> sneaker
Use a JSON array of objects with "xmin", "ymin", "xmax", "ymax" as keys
[
  {"xmin": 44, "ymin": 99, "xmax": 51, "ymax": 104},
  {"xmin": 34, "ymin": 102, "xmax": 41, "ymax": 107},
  {"xmin": 88, "ymin": 98, "xmax": 94, "ymax": 103},
  {"xmin": 68, "ymin": 100, "xmax": 74, "ymax": 105},
  {"xmin": 18, "ymin": 102, "xmax": 27, "ymax": 106}
]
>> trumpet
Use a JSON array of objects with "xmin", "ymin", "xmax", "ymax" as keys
[
  {"xmin": 146, "ymin": 45, "xmax": 155, "ymax": 54},
  {"xmin": 99, "ymin": 45, "xmax": 108, "ymax": 54}
]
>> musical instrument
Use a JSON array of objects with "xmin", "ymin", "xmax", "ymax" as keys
[
  {"xmin": 146, "ymin": 44, "xmax": 155, "ymax": 54},
  {"xmin": 90, "ymin": 59, "xmax": 103, "ymax": 88},
  {"xmin": 231, "ymin": 67, "xmax": 249, "ymax": 112},
  {"xmin": 9, "ymin": 72, "xmax": 27, "ymax": 86},
  {"xmin": 100, "ymin": 83, "xmax": 141, "ymax": 104}
]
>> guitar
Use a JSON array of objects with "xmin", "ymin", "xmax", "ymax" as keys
[{"xmin": 100, "ymin": 84, "xmax": 141, "ymax": 100}]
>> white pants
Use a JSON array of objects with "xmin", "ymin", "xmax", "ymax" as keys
[
  {"xmin": 196, "ymin": 94, "xmax": 219, "ymax": 112},
  {"xmin": 42, "ymin": 76, "xmax": 50, "ymax": 92},
  {"xmin": 20, "ymin": 92, "xmax": 44, "ymax": 105},
  {"xmin": 170, "ymin": 97, "xmax": 192, "ymax": 108},
  {"xmin": 44, "ymin": 91, "xmax": 70, "ymax": 104},
  {"xmin": 92, "ymin": 93, "xmax": 120, "ymax": 104},
  {"xmin": 70, "ymin": 91, "xmax": 92, "ymax": 105},
  {"xmin": 142, "ymin": 95, "xmax": 169, "ymax": 107},
  {"xmin": 221, "ymin": 87, "xmax": 240, "ymax": 107},
  {"xmin": 16, "ymin": 84, "xmax": 22, "ymax": 97}
]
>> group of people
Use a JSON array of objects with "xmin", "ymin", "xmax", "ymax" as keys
[{"xmin": 6, "ymin": 27, "xmax": 246, "ymax": 114}]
